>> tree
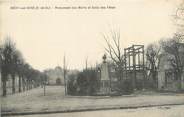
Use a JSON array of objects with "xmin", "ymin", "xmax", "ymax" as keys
[
  {"xmin": 22, "ymin": 63, "xmax": 42, "ymax": 90},
  {"xmin": 22, "ymin": 63, "xmax": 29, "ymax": 91},
  {"xmin": 1, "ymin": 39, "xmax": 24, "ymax": 94},
  {"xmin": 0, "ymin": 45, "xmax": 3, "ymax": 95},
  {"xmin": 76, "ymin": 68, "xmax": 99, "ymax": 95},
  {"xmin": 146, "ymin": 43, "xmax": 161, "ymax": 88},
  {"xmin": 87, "ymin": 68, "xmax": 99, "ymax": 95},
  {"xmin": 23, "ymin": 63, "xmax": 32, "ymax": 90},
  {"xmin": 1, "ymin": 37, "xmax": 42, "ymax": 95},
  {"xmin": 1, "ymin": 38, "xmax": 16, "ymax": 96},
  {"xmin": 11, "ymin": 49, "xmax": 23, "ymax": 93},
  {"xmin": 11, "ymin": 49, "xmax": 25, "ymax": 93},
  {"xmin": 33, "ymin": 70, "xmax": 43, "ymax": 87},
  {"xmin": 173, "ymin": 2, "xmax": 184, "ymax": 35},
  {"xmin": 67, "ymin": 73, "xmax": 78, "ymax": 95},
  {"xmin": 103, "ymin": 29, "xmax": 124, "ymax": 83},
  {"xmin": 39, "ymin": 72, "xmax": 48, "ymax": 96},
  {"xmin": 161, "ymin": 35, "xmax": 184, "ymax": 89},
  {"xmin": 17, "ymin": 60, "xmax": 24, "ymax": 93},
  {"xmin": 172, "ymin": 2, "xmax": 184, "ymax": 44}
]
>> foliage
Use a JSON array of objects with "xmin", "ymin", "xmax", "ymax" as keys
[
  {"xmin": 1, "ymin": 38, "xmax": 16, "ymax": 80},
  {"xmin": 118, "ymin": 79, "xmax": 133, "ymax": 94},
  {"xmin": 67, "ymin": 68, "xmax": 100, "ymax": 96},
  {"xmin": 67, "ymin": 73, "xmax": 78, "ymax": 95},
  {"xmin": 0, "ymin": 37, "xmax": 44, "ymax": 96},
  {"xmin": 161, "ymin": 36, "xmax": 184, "ymax": 83}
]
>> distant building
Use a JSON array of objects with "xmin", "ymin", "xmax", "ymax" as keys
[{"xmin": 44, "ymin": 66, "xmax": 64, "ymax": 85}]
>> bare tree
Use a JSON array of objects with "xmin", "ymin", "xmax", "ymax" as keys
[
  {"xmin": 161, "ymin": 35, "xmax": 184, "ymax": 89},
  {"xmin": 103, "ymin": 29, "xmax": 124, "ymax": 82},
  {"xmin": 146, "ymin": 43, "xmax": 161, "ymax": 88},
  {"xmin": 174, "ymin": 2, "xmax": 184, "ymax": 33},
  {"xmin": 172, "ymin": 2, "xmax": 184, "ymax": 42}
]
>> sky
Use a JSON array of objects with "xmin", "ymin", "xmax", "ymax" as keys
[{"xmin": 0, "ymin": 0, "xmax": 182, "ymax": 71}]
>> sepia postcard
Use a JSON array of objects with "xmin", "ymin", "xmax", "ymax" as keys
[{"xmin": 0, "ymin": 0, "xmax": 184, "ymax": 117}]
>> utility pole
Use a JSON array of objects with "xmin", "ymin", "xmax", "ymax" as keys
[
  {"xmin": 85, "ymin": 56, "xmax": 88, "ymax": 70},
  {"xmin": 63, "ymin": 55, "xmax": 67, "ymax": 95},
  {"xmin": 43, "ymin": 74, "xmax": 47, "ymax": 96},
  {"xmin": 44, "ymin": 81, "xmax": 46, "ymax": 96}
]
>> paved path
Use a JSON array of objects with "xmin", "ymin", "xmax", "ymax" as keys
[
  {"xmin": 2, "ymin": 86, "xmax": 184, "ymax": 115},
  {"xmin": 6, "ymin": 105, "xmax": 184, "ymax": 117}
]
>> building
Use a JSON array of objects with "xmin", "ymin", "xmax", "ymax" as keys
[{"xmin": 44, "ymin": 66, "xmax": 64, "ymax": 85}]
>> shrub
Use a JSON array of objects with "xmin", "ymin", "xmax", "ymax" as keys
[
  {"xmin": 67, "ymin": 69, "xmax": 100, "ymax": 96},
  {"xmin": 119, "ymin": 79, "xmax": 133, "ymax": 94}
]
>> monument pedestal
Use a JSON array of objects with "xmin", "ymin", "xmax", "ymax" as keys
[
  {"xmin": 99, "ymin": 54, "xmax": 110, "ymax": 94},
  {"xmin": 100, "ymin": 80, "xmax": 110, "ymax": 94}
]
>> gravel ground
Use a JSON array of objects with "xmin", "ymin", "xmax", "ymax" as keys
[{"xmin": 2, "ymin": 86, "xmax": 184, "ymax": 114}]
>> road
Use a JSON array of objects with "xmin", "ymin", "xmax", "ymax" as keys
[{"xmin": 8, "ymin": 105, "xmax": 184, "ymax": 117}]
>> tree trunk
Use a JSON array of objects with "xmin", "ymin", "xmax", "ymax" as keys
[
  {"xmin": 26, "ymin": 79, "xmax": 29, "ymax": 90},
  {"xmin": 152, "ymin": 70, "xmax": 157, "ymax": 89},
  {"xmin": 30, "ymin": 81, "xmax": 32, "ymax": 89},
  {"xmin": 18, "ymin": 75, "xmax": 22, "ymax": 92},
  {"xmin": 23, "ymin": 78, "xmax": 25, "ymax": 91},
  {"xmin": 177, "ymin": 72, "xmax": 182, "ymax": 90},
  {"xmin": 12, "ymin": 74, "xmax": 16, "ymax": 94},
  {"xmin": 30, "ymin": 80, "xmax": 32, "ymax": 89},
  {"xmin": 29, "ymin": 80, "xmax": 31, "ymax": 90},
  {"xmin": 2, "ymin": 80, "xmax": 7, "ymax": 96},
  {"xmin": 28, "ymin": 80, "xmax": 30, "ymax": 90}
]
